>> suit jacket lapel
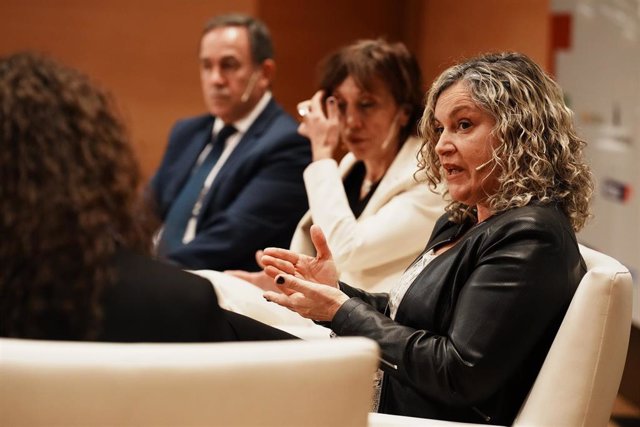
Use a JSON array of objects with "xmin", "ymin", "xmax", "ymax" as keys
[
  {"xmin": 197, "ymin": 99, "xmax": 281, "ymax": 217},
  {"xmin": 166, "ymin": 119, "xmax": 214, "ymax": 203}
]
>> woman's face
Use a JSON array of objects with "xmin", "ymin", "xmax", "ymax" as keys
[
  {"xmin": 433, "ymin": 81, "xmax": 500, "ymax": 219},
  {"xmin": 333, "ymin": 75, "xmax": 408, "ymax": 162}
]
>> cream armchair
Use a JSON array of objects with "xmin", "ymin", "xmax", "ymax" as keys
[
  {"xmin": 369, "ymin": 245, "xmax": 633, "ymax": 427},
  {"xmin": 0, "ymin": 337, "xmax": 379, "ymax": 427},
  {"xmin": 512, "ymin": 244, "xmax": 632, "ymax": 426}
]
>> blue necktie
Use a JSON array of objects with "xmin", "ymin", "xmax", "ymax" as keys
[{"xmin": 159, "ymin": 124, "xmax": 237, "ymax": 255}]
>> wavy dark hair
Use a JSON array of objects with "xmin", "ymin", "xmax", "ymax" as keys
[
  {"xmin": 318, "ymin": 39, "xmax": 424, "ymax": 144},
  {"xmin": 418, "ymin": 52, "xmax": 593, "ymax": 231},
  {"xmin": 0, "ymin": 52, "xmax": 154, "ymax": 339}
]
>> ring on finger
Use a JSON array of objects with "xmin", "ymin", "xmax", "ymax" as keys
[{"xmin": 297, "ymin": 100, "xmax": 311, "ymax": 117}]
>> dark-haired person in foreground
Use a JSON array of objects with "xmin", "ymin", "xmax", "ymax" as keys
[{"xmin": 0, "ymin": 51, "xmax": 292, "ymax": 343}]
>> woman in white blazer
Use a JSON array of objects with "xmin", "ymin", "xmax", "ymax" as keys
[
  {"xmin": 228, "ymin": 39, "xmax": 444, "ymax": 293},
  {"xmin": 289, "ymin": 136, "xmax": 442, "ymax": 292}
]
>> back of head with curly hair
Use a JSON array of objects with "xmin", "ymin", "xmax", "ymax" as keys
[
  {"xmin": 418, "ymin": 52, "xmax": 593, "ymax": 231},
  {"xmin": 0, "ymin": 52, "xmax": 154, "ymax": 339}
]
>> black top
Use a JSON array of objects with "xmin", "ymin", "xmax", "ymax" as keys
[
  {"xmin": 98, "ymin": 248, "xmax": 295, "ymax": 342},
  {"xmin": 332, "ymin": 203, "xmax": 585, "ymax": 425},
  {"xmin": 2, "ymin": 247, "xmax": 296, "ymax": 343},
  {"xmin": 343, "ymin": 161, "xmax": 381, "ymax": 218}
]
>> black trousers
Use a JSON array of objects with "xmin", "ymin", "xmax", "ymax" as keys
[{"xmin": 223, "ymin": 310, "xmax": 299, "ymax": 341}]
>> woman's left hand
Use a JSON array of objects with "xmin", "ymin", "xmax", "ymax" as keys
[
  {"xmin": 263, "ymin": 274, "xmax": 350, "ymax": 322},
  {"xmin": 225, "ymin": 269, "xmax": 281, "ymax": 293}
]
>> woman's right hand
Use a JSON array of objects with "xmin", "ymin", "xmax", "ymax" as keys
[
  {"xmin": 261, "ymin": 225, "xmax": 340, "ymax": 288},
  {"xmin": 297, "ymin": 90, "xmax": 340, "ymax": 161},
  {"xmin": 225, "ymin": 250, "xmax": 282, "ymax": 293}
]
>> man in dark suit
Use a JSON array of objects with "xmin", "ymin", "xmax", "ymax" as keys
[{"xmin": 150, "ymin": 14, "xmax": 311, "ymax": 271}]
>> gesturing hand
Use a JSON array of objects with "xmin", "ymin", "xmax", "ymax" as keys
[
  {"xmin": 261, "ymin": 225, "xmax": 339, "ymax": 288},
  {"xmin": 263, "ymin": 273, "xmax": 349, "ymax": 322},
  {"xmin": 225, "ymin": 269, "xmax": 281, "ymax": 293},
  {"xmin": 225, "ymin": 250, "xmax": 281, "ymax": 293}
]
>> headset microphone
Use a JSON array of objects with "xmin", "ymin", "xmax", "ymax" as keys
[
  {"xmin": 475, "ymin": 158, "xmax": 494, "ymax": 171},
  {"xmin": 240, "ymin": 71, "xmax": 260, "ymax": 103},
  {"xmin": 380, "ymin": 110, "xmax": 403, "ymax": 150}
]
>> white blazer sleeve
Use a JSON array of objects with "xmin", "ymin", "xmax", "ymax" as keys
[{"xmin": 303, "ymin": 156, "xmax": 443, "ymax": 273}]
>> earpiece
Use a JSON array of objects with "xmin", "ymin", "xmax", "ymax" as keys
[
  {"xmin": 240, "ymin": 71, "xmax": 260, "ymax": 103},
  {"xmin": 475, "ymin": 158, "xmax": 494, "ymax": 171}
]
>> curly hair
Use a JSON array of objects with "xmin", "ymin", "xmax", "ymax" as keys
[
  {"xmin": 0, "ymin": 52, "xmax": 155, "ymax": 339},
  {"xmin": 418, "ymin": 52, "xmax": 593, "ymax": 231},
  {"xmin": 318, "ymin": 39, "xmax": 424, "ymax": 143}
]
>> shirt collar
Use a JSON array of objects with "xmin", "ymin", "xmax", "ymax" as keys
[{"xmin": 212, "ymin": 91, "xmax": 272, "ymax": 136}]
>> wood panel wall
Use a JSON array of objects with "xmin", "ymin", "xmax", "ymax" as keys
[
  {"xmin": 258, "ymin": 0, "xmax": 405, "ymax": 117},
  {"xmin": 0, "ymin": 0, "xmax": 550, "ymax": 179},
  {"xmin": 406, "ymin": 0, "xmax": 550, "ymax": 89},
  {"xmin": 0, "ymin": 0, "xmax": 256, "ymax": 178}
]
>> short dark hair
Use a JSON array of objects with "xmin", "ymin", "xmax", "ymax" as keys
[
  {"xmin": 202, "ymin": 13, "xmax": 274, "ymax": 63},
  {"xmin": 318, "ymin": 39, "xmax": 423, "ymax": 142}
]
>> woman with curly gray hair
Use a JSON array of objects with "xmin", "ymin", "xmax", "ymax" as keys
[
  {"xmin": 419, "ymin": 51, "xmax": 592, "ymax": 230},
  {"xmin": 260, "ymin": 52, "xmax": 593, "ymax": 424}
]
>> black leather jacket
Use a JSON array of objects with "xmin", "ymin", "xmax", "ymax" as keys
[{"xmin": 331, "ymin": 203, "xmax": 585, "ymax": 425}]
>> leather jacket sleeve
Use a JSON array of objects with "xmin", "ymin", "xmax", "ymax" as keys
[
  {"xmin": 338, "ymin": 281, "xmax": 389, "ymax": 313},
  {"xmin": 330, "ymin": 207, "xmax": 583, "ymax": 407}
]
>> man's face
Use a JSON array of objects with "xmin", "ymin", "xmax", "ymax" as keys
[{"xmin": 199, "ymin": 26, "xmax": 263, "ymax": 123}]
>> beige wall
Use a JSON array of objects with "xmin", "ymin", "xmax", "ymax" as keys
[{"xmin": 0, "ymin": 0, "xmax": 550, "ymax": 179}]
